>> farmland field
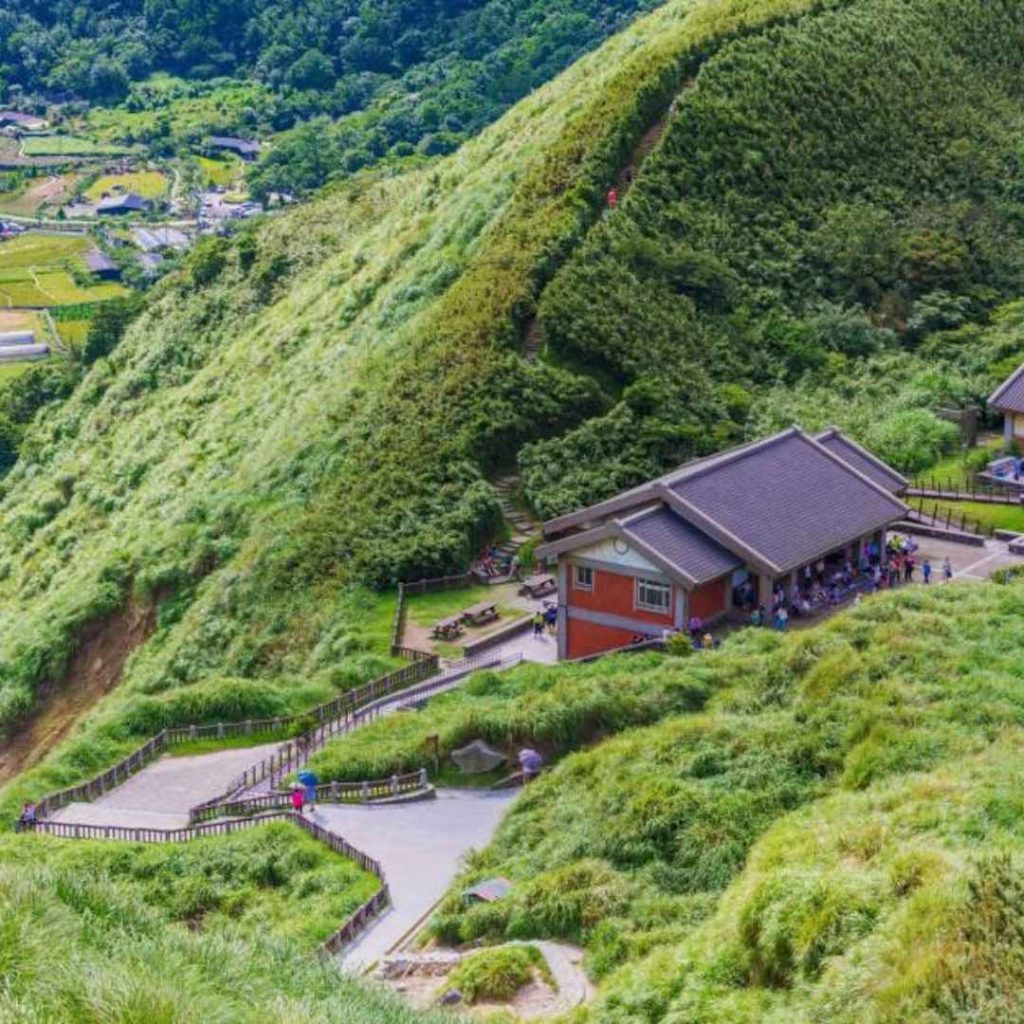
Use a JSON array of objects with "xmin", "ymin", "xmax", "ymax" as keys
[
  {"xmin": 0, "ymin": 233, "xmax": 128, "ymax": 306},
  {"xmin": 0, "ymin": 174, "xmax": 80, "ymax": 217},
  {"xmin": 20, "ymin": 135, "xmax": 131, "ymax": 158},
  {"xmin": 196, "ymin": 155, "xmax": 242, "ymax": 187},
  {"xmin": 84, "ymin": 170, "xmax": 169, "ymax": 202}
]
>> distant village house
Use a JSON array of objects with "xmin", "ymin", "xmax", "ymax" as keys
[
  {"xmin": 0, "ymin": 110, "xmax": 49, "ymax": 133},
  {"xmin": 534, "ymin": 426, "xmax": 909, "ymax": 660},
  {"xmin": 206, "ymin": 136, "xmax": 261, "ymax": 161},
  {"xmin": 132, "ymin": 227, "xmax": 190, "ymax": 253},
  {"xmin": 96, "ymin": 192, "xmax": 151, "ymax": 216},
  {"xmin": 84, "ymin": 249, "xmax": 121, "ymax": 280}
]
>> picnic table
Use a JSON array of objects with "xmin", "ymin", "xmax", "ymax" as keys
[
  {"xmin": 431, "ymin": 615, "xmax": 463, "ymax": 641},
  {"xmin": 460, "ymin": 600, "xmax": 499, "ymax": 627},
  {"xmin": 519, "ymin": 573, "xmax": 556, "ymax": 599}
]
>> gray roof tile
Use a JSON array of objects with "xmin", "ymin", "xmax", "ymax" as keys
[
  {"xmin": 989, "ymin": 363, "xmax": 1024, "ymax": 414},
  {"xmin": 621, "ymin": 506, "xmax": 742, "ymax": 584},
  {"xmin": 667, "ymin": 430, "xmax": 906, "ymax": 572},
  {"xmin": 814, "ymin": 428, "xmax": 907, "ymax": 493}
]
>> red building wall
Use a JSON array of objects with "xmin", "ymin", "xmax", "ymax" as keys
[
  {"xmin": 689, "ymin": 577, "xmax": 728, "ymax": 620},
  {"xmin": 568, "ymin": 566, "xmax": 676, "ymax": 626},
  {"xmin": 566, "ymin": 619, "xmax": 637, "ymax": 659}
]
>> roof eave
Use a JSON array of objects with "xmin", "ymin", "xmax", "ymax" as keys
[
  {"xmin": 541, "ymin": 483, "xmax": 659, "ymax": 538},
  {"xmin": 656, "ymin": 483, "xmax": 781, "ymax": 576},
  {"xmin": 816, "ymin": 425, "xmax": 909, "ymax": 489}
]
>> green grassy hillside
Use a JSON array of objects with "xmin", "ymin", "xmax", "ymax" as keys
[
  {"xmin": 525, "ymin": 0, "xmax": 1024, "ymax": 513},
  {"xmin": 394, "ymin": 578, "xmax": 1024, "ymax": 1022},
  {"xmin": 0, "ymin": 0, "xmax": 829, "ymax": 801},
  {"xmin": 0, "ymin": 823, "xmax": 441, "ymax": 1023}
]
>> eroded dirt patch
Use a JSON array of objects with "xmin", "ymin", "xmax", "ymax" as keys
[{"xmin": 0, "ymin": 599, "xmax": 156, "ymax": 783}]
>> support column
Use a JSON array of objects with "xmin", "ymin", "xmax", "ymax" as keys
[
  {"xmin": 1006, "ymin": 413, "xmax": 1013, "ymax": 447},
  {"xmin": 673, "ymin": 585, "xmax": 687, "ymax": 631},
  {"xmin": 556, "ymin": 559, "xmax": 569, "ymax": 661},
  {"xmin": 757, "ymin": 573, "xmax": 774, "ymax": 612}
]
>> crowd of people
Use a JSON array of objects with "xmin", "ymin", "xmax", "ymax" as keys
[{"xmin": 731, "ymin": 536, "xmax": 954, "ymax": 634}]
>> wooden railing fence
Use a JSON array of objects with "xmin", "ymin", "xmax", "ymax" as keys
[
  {"xmin": 189, "ymin": 770, "xmax": 429, "ymax": 823},
  {"xmin": 197, "ymin": 649, "xmax": 516, "ymax": 816},
  {"xmin": 33, "ymin": 651, "xmax": 439, "ymax": 821}
]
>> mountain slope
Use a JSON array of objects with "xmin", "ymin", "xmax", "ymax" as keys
[
  {"xmin": 523, "ymin": 0, "xmax": 1024, "ymax": 514},
  {"xmin": 0, "ymin": 0, "xmax": 830, "ymax": 802}
]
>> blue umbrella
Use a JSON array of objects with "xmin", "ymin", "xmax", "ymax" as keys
[{"xmin": 297, "ymin": 771, "xmax": 319, "ymax": 785}]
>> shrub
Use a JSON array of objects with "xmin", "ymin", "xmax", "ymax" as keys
[{"xmin": 444, "ymin": 945, "xmax": 548, "ymax": 1004}]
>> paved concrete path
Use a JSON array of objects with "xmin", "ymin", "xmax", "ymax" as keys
[
  {"xmin": 316, "ymin": 788, "xmax": 517, "ymax": 972},
  {"xmin": 51, "ymin": 742, "xmax": 281, "ymax": 829},
  {"xmin": 903, "ymin": 535, "xmax": 1024, "ymax": 582}
]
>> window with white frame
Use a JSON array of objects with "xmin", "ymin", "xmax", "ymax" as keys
[
  {"xmin": 635, "ymin": 577, "xmax": 671, "ymax": 612},
  {"xmin": 573, "ymin": 564, "xmax": 594, "ymax": 591}
]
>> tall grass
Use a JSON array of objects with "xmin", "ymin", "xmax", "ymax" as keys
[
  {"xmin": 0, "ymin": 823, "xmax": 443, "ymax": 1023},
  {"xmin": 413, "ymin": 578, "xmax": 1024, "ymax": 1022}
]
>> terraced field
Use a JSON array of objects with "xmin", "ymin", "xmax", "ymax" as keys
[
  {"xmin": 84, "ymin": 170, "xmax": 169, "ymax": 202},
  {"xmin": 0, "ymin": 233, "xmax": 128, "ymax": 307},
  {"xmin": 0, "ymin": 174, "xmax": 80, "ymax": 217},
  {"xmin": 20, "ymin": 135, "xmax": 131, "ymax": 158}
]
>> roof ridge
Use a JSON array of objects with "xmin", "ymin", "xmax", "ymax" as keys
[
  {"xmin": 989, "ymin": 361, "xmax": 1024, "ymax": 407},
  {"xmin": 799, "ymin": 428, "xmax": 909, "ymax": 512},
  {"xmin": 662, "ymin": 426, "xmax": 801, "ymax": 489},
  {"xmin": 814, "ymin": 426, "xmax": 908, "ymax": 488},
  {"xmin": 656, "ymin": 482, "xmax": 780, "ymax": 575}
]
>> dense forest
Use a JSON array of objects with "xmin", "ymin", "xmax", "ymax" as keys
[
  {"xmin": 0, "ymin": 0, "xmax": 656, "ymax": 193},
  {"xmin": 523, "ymin": 0, "xmax": 1024, "ymax": 515}
]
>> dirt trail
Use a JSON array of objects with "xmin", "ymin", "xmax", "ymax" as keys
[{"xmin": 0, "ymin": 600, "xmax": 155, "ymax": 784}]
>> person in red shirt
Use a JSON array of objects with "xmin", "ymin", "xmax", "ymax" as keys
[
  {"xmin": 607, "ymin": 187, "xmax": 618, "ymax": 209},
  {"xmin": 290, "ymin": 787, "xmax": 304, "ymax": 814}
]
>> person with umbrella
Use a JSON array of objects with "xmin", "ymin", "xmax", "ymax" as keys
[
  {"xmin": 298, "ymin": 770, "xmax": 318, "ymax": 812},
  {"xmin": 290, "ymin": 784, "xmax": 305, "ymax": 814}
]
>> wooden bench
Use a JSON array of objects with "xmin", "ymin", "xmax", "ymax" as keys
[
  {"xmin": 460, "ymin": 600, "xmax": 499, "ymax": 627},
  {"xmin": 431, "ymin": 616, "xmax": 463, "ymax": 641},
  {"xmin": 519, "ymin": 573, "xmax": 556, "ymax": 599}
]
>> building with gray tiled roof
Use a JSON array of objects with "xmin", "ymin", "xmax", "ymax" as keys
[
  {"xmin": 535, "ymin": 426, "xmax": 908, "ymax": 660},
  {"xmin": 988, "ymin": 362, "xmax": 1024, "ymax": 444}
]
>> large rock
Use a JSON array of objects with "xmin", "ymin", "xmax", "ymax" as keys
[{"xmin": 451, "ymin": 739, "xmax": 506, "ymax": 775}]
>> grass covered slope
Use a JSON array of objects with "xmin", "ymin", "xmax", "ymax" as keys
[
  {"xmin": 0, "ymin": 0, "xmax": 829, "ymax": 783},
  {"xmin": 0, "ymin": 823, "xmax": 434, "ymax": 1023},
  {"xmin": 525, "ymin": 0, "xmax": 1024, "ymax": 514},
  {"xmin": 401, "ymin": 579, "xmax": 1024, "ymax": 1021}
]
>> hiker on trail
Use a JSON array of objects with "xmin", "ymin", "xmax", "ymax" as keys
[
  {"xmin": 606, "ymin": 187, "xmax": 618, "ymax": 209},
  {"xmin": 16, "ymin": 802, "xmax": 35, "ymax": 832},
  {"xmin": 922, "ymin": 559, "xmax": 932, "ymax": 585},
  {"xmin": 532, "ymin": 612, "xmax": 544, "ymax": 638},
  {"xmin": 904, "ymin": 556, "xmax": 915, "ymax": 583},
  {"xmin": 944, "ymin": 557, "xmax": 953, "ymax": 582},
  {"xmin": 544, "ymin": 604, "xmax": 558, "ymax": 634},
  {"xmin": 290, "ymin": 787, "xmax": 304, "ymax": 814},
  {"xmin": 509, "ymin": 554, "xmax": 522, "ymax": 580}
]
